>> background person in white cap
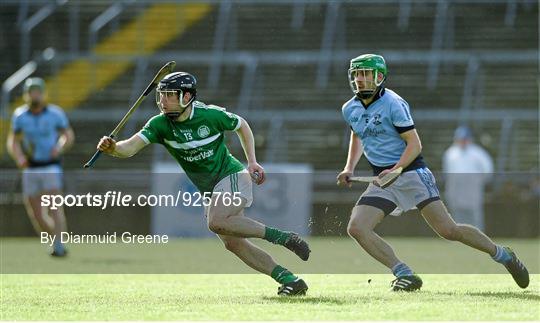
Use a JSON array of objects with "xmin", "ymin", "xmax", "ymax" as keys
[{"xmin": 442, "ymin": 126, "xmax": 493, "ymax": 231}]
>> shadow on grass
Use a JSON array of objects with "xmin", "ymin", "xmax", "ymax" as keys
[
  {"xmin": 435, "ymin": 291, "xmax": 540, "ymax": 301},
  {"xmin": 261, "ymin": 295, "xmax": 350, "ymax": 305}
]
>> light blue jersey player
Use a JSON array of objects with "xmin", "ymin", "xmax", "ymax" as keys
[
  {"xmin": 342, "ymin": 87, "xmax": 426, "ymax": 173},
  {"xmin": 7, "ymin": 77, "xmax": 75, "ymax": 257},
  {"xmin": 337, "ymin": 54, "xmax": 529, "ymax": 291}
]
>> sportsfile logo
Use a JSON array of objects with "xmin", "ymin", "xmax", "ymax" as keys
[{"xmin": 40, "ymin": 191, "xmax": 243, "ymax": 210}]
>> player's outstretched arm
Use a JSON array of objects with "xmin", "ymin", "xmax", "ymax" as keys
[
  {"xmin": 337, "ymin": 130, "xmax": 364, "ymax": 187},
  {"xmin": 234, "ymin": 116, "xmax": 265, "ymax": 184},
  {"xmin": 97, "ymin": 133, "xmax": 147, "ymax": 158}
]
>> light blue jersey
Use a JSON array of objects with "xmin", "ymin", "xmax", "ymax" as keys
[
  {"xmin": 342, "ymin": 88, "xmax": 425, "ymax": 173},
  {"xmin": 11, "ymin": 104, "xmax": 69, "ymax": 164}
]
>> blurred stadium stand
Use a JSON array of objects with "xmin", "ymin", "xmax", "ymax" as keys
[{"xmin": 0, "ymin": 0, "xmax": 538, "ymax": 237}]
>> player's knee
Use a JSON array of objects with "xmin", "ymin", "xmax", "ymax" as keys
[
  {"xmin": 207, "ymin": 207, "xmax": 225, "ymax": 232},
  {"xmin": 207, "ymin": 217, "xmax": 226, "ymax": 234},
  {"xmin": 347, "ymin": 218, "xmax": 369, "ymax": 239},
  {"xmin": 346, "ymin": 221, "xmax": 358, "ymax": 237}
]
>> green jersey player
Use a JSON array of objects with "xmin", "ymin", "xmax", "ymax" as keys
[{"xmin": 97, "ymin": 72, "xmax": 310, "ymax": 296}]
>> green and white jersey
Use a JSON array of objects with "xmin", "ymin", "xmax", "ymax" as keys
[{"xmin": 137, "ymin": 100, "xmax": 245, "ymax": 193}]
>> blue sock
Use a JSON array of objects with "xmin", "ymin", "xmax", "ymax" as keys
[
  {"xmin": 53, "ymin": 239, "xmax": 65, "ymax": 255},
  {"xmin": 392, "ymin": 262, "xmax": 414, "ymax": 278},
  {"xmin": 492, "ymin": 245, "xmax": 511, "ymax": 264}
]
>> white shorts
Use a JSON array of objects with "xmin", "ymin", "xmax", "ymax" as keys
[
  {"xmin": 357, "ymin": 167, "xmax": 440, "ymax": 216},
  {"xmin": 22, "ymin": 164, "xmax": 63, "ymax": 196},
  {"xmin": 212, "ymin": 170, "xmax": 253, "ymax": 207}
]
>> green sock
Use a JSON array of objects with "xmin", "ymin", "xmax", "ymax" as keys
[
  {"xmin": 271, "ymin": 265, "xmax": 298, "ymax": 284},
  {"xmin": 264, "ymin": 227, "xmax": 290, "ymax": 245}
]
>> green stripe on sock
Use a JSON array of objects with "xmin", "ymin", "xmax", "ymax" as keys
[
  {"xmin": 271, "ymin": 265, "xmax": 298, "ymax": 284},
  {"xmin": 264, "ymin": 227, "xmax": 290, "ymax": 245}
]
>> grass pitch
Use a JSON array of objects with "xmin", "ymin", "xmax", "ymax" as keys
[
  {"xmin": 1, "ymin": 274, "xmax": 539, "ymax": 320},
  {"xmin": 1, "ymin": 237, "xmax": 539, "ymax": 320}
]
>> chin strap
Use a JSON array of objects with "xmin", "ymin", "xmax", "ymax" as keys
[
  {"xmin": 162, "ymin": 91, "xmax": 195, "ymax": 120},
  {"xmin": 165, "ymin": 112, "xmax": 181, "ymax": 120},
  {"xmin": 356, "ymin": 91, "xmax": 375, "ymax": 100},
  {"xmin": 164, "ymin": 104, "xmax": 189, "ymax": 120},
  {"xmin": 356, "ymin": 86, "xmax": 384, "ymax": 100}
]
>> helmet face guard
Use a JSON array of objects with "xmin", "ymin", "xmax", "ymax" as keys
[
  {"xmin": 155, "ymin": 72, "xmax": 197, "ymax": 120},
  {"xmin": 155, "ymin": 89, "xmax": 193, "ymax": 108},
  {"xmin": 348, "ymin": 54, "xmax": 387, "ymax": 100},
  {"xmin": 348, "ymin": 68, "xmax": 384, "ymax": 99},
  {"xmin": 155, "ymin": 88, "xmax": 195, "ymax": 118}
]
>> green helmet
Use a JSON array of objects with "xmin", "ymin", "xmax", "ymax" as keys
[
  {"xmin": 23, "ymin": 77, "xmax": 46, "ymax": 93},
  {"xmin": 348, "ymin": 54, "xmax": 387, "ymax": 99}
]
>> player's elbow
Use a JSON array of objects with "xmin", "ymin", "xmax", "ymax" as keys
[
  {"xmin": 410, "ymin": 138, "xmax": 422, "ymax": 155},
  {"xmin": 6, "ymin": 134, "xmax": 17, "ymax": 158},
  {"xmin": 406, "ymin": 140, "xmax": 422, "ymax": 159},
  {"xmin": 6, "ymin": 135, "xmax": 13, "ymax": 155},
  {"xmin": 66, "ymin": 128, "xmax": 76, "ymax": 146}
]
